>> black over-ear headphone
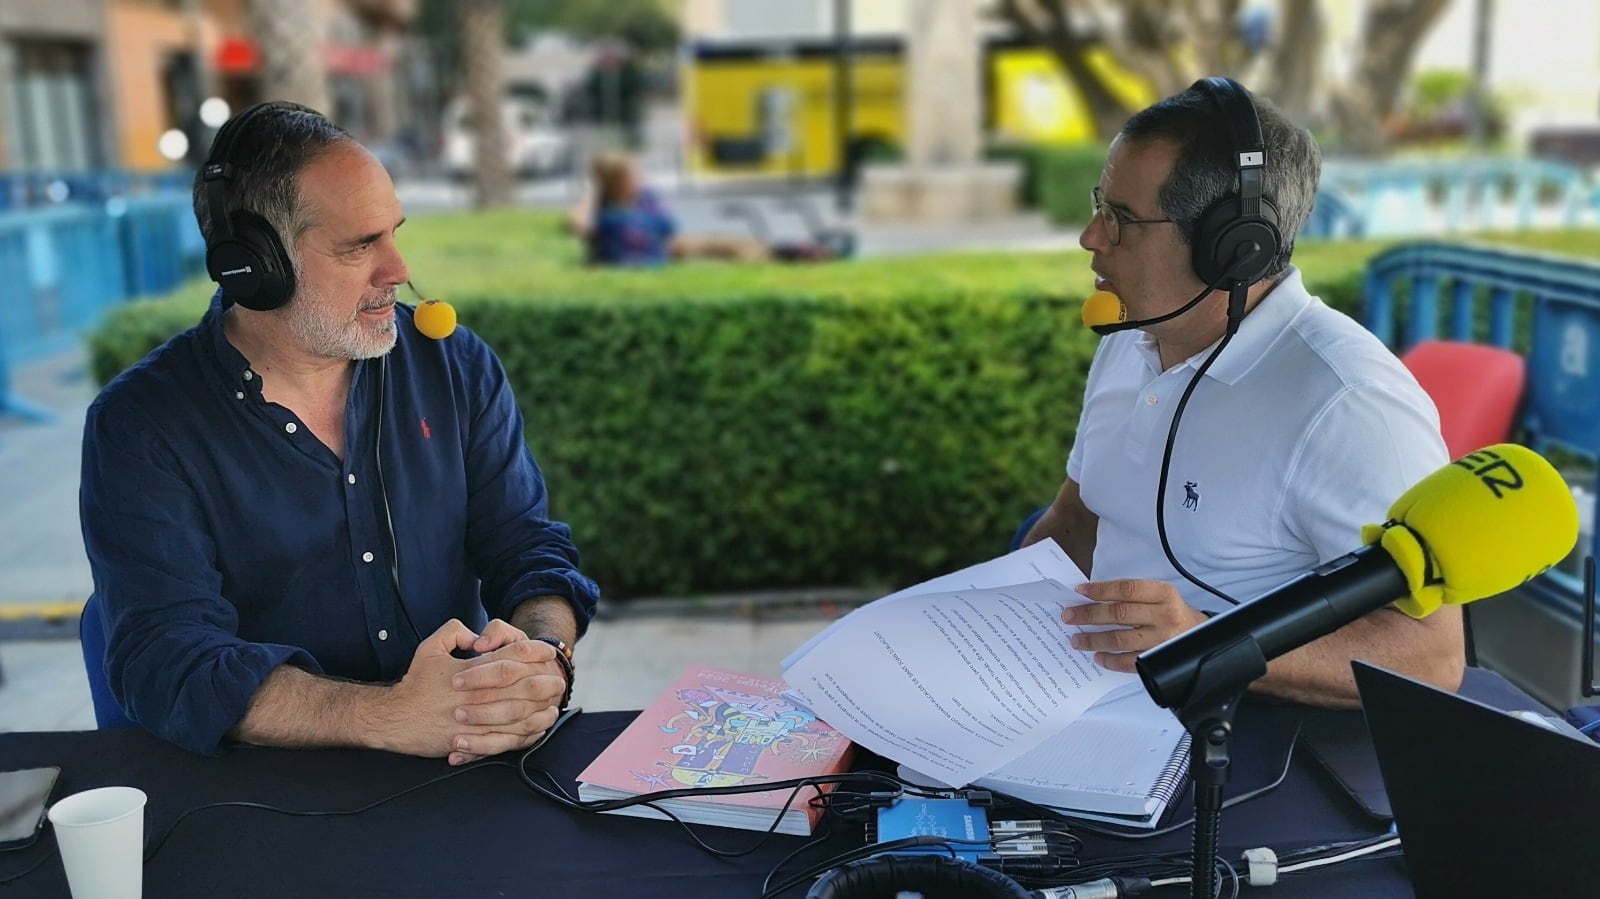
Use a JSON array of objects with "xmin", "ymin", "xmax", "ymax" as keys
[
  {"xmin": 202, "ymin": 102, "xmax": 300, "ymax": 312},
  {"xmin": 805, "ymin": 854, "xmax": 1033, "ymax": 899},
  {"xmin": 1187, "ymin": 77, "xmax": 1283, "ymax": 292}
]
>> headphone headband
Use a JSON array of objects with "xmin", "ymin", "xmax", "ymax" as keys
[
  {"xmin": 201, "ymin": 101, "xmax": 309, "ymax": 311},
  {"xmin": 202, "ymin": 102, "xmax": 284, "ymax": 246},
  {"xmin": 1193, "ymin": 77, "xmax": 1266, "ymax": 219},
  {"xmin": 1186, "ymin": 77, "xmax": 1282, "ymax": 292}
]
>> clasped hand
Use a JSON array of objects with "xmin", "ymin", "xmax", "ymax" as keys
[
  {"xmin": 1060, "ymin": 579, "xmax": 1209, "ymax": 673},
  {"xmin": 389, "ymin": 619, "xmax": 568, "ymax": 765}
]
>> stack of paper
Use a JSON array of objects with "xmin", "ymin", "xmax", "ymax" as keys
[{"xmin": 780, "ymin": 540, "xmax": 1189, "ymax": 828}]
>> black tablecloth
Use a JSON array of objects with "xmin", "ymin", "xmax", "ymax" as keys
[{"xmin": 0, "ymin": 669, "xmax": 1541, "ymax": 898}]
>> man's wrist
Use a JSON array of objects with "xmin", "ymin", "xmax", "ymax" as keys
[
  {"xmin": 509, "ymin": 595, "xmax": 579, "ymax": 647},
  {"xmin": 354, "ymin": 681, "xmax": 408, "ymax": 753},
  {"xmin": 530, "ymin": 635, "xmax": 575, "ymax": 710}
]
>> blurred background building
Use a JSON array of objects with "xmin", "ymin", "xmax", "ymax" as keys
[
  {"xmin": 9, "ymin": 1, "xmax": 1600, "ymax": 195},
  {"xmin": 1, "ymin": 0, "xmax": 427, "ymax": 181},
  {"xmin": 1, "ymin": 1, "xmax": 114, "ymax": 175}
]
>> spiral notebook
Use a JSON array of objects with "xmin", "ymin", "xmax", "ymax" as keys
[{"xmin": 899, "ymin": 691, "xmax": 1190, "ymax": 829}]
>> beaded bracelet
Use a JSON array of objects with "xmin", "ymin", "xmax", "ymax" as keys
[{"xmin": 531, "ymin": 636, "xmax": 574, "ymax": 711}]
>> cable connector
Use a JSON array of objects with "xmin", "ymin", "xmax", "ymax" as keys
[
  {"xmin": 1034, "ymin": 875, "xmax": 1152, "ymax": 898},
  {"xmin": 1243, "ymin": 846, "xmax": 1279, "ymax": 885},
  {"xmin": 961, "ymin": 790, "xmax": 996, "ymax": 807}
]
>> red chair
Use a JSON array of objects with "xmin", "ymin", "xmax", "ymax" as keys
[
  {"xmin": 1401, "ymin": 339, "xmax": 1527, "ymax": 667},
  {"xmin": 1400, "ymin": 340, "xmax": 1527, "ymax": 459}
]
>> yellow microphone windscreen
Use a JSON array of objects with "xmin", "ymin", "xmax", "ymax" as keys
[
  {"xmin": 413, "ymin": 299, "xmax": 457, "ymax": 340},
  {"xmin": 1081, "ymin": 290, "xmax": 1126, "ymax": 329},
  {"xmin": 1360, "ymin": 444, "xmax": 1579, "ymax": 618}
]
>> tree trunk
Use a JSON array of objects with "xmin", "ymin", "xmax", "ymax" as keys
[
  {"xmin": 247, "ymin": 0, "xmax": 329, "ymax": 111},
  {"xmin": 1264, "ymin": 0, "xmax": 1323, "ymax": 123},
  {"xmin": 1114, "ymin": 0, "xmax": 1193, "ymax": 96},
  {"xmin": 1327, "ymin": 0, "xmax": 1453, "ymax": 156},
  {"xmin": 995, "ymin": 0, "xmax": 1137, "ymax": 139},
  {"xmin": 1188, "ymin": 0, "xmax": 1247, "ymax": 80},
  {"xmin": 459, "ymin": 0, "xmax": 511, "ymax": 209}
]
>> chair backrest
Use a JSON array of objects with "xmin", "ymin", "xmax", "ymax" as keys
[
  {"xmin": 1400, "ymin": 339, "xmax": 1528, "ymax": 667},
  {"xmin": 79, "ymin": 594, "xmax": 136, "ymax": 729},
  {"xmin": 1400, "ymin": 339, "xmax": 1527, "ymax": 459}
]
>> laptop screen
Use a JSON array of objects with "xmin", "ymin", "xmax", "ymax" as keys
[{"xmin": 1354, "ymin": 661, "xmax": 1600, "ymax": 899}]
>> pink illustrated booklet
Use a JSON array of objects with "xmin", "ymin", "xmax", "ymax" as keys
[{"xmin": 576, "ymin": 665, "xmax": 855, "ymax": 835}]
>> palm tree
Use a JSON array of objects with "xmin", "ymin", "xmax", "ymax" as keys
[
  {"xmin": 458, "ymin": 0, "xmax": 512, "ymax": 209},
  {"xmin": 246, "ymin": 0, "xmax": 331, "ymax": 111}
]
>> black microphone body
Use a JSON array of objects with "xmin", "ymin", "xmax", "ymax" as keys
[{"xmin": 1137, "ymin": 546, "xmax": 1407, "ymax": 710}]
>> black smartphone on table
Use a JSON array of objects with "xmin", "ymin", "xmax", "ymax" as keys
[{"xmin": 0, "ymin": 766, "xmax": 62, "ymax": 851}]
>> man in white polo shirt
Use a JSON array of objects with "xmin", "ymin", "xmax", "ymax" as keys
[{"xmin": 1024, "ymin": 82, "xmax": 1460, "ymax": 708}]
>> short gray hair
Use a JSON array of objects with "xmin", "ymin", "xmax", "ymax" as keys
[
  {"xmin": 192, "ymin": 103, "xmax": 353, "ymax": 260},
  {"xmin": 1119, "ymin": 84, "xmax": 1321, "ymax": 280}
]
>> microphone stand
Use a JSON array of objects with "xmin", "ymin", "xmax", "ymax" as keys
[
  {"xmin": 1581, "ymin": 556, "xmax": 1597, "ymax": 698},
  {"xmin": 1168, "ymin": 636, "xmax": 1270, "ymax": 899}
]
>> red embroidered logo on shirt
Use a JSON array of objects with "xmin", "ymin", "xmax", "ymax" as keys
[{"xmin": 420, "ymin": 417, "xmax": 432, "ymax": 439}]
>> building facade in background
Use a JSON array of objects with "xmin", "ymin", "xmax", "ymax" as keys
[
  {"xmin": 3, "ymin": 0, "xmax": 427, "ymax": 175},
  {"xmin": 0, "ymin": 0, "xmax": 113, "ymax": 173}
]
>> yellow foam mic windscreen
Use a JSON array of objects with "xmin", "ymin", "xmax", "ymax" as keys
[
  {"xmin": 1361, "ymin": 444, "xmax": 1579, "ymax": 619},
  {"xmin": 1081, "ymin": 290, "xmax": 1126, "ymax": 330},
  {"xmin": 413, "ymin": 299, "xmax": 457, "ymax": 340}
]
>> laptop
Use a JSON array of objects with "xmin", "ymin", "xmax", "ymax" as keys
[{"xmin": 1354, "ymin": 661, "xmax": 1600, "ymax": 898}]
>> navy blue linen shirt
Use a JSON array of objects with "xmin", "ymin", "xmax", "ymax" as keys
[{"xmin": 80, "ymin": 294, "xmax": 599, "ymax": 755}]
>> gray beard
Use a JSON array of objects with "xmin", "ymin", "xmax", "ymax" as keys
[{"xmin": 284, "ymin": 285, "xmax": 399, "ymax": 360}]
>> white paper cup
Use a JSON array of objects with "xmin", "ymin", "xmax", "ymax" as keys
[{"xmin": 47, "ymin": 786, "xmax": 146, "ymax": 899}]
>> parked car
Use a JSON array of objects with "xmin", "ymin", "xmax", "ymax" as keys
[{"xmin": 443, "ymin": 97, "xmax": 572, "ymax": 179}]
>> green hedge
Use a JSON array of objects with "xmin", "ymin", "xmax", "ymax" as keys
[
  {"xmin": 470, "ymin": 288, "xmax": 1094, "ymax": 596},
  {"xmin": 85, "ymin": 211, "xmax": 1600, "ymax": 597}
]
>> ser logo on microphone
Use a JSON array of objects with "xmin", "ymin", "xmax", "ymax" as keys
[{"xmin": 1452, "ymin": 448, "xmax": 1525, "ymax": 499}]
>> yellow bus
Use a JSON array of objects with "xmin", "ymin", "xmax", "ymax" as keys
[{"xmin": 683, "ymin": 36, "xmax": 1155, "ymax": 177}]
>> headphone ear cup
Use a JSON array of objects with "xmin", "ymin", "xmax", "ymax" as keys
[
  {"xmin": 805, "ymin": 854, "xmax": 1033, "ymax": 899},
  {"xmin": 1190, "ymin": 195, "xmax": 1283, "ymax": 288},
  {"xmin": 211, "ymin": 210, "xmax": 297, "ymax": 312}
]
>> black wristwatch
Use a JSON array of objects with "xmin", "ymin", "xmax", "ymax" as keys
[{"xmin": 532, "ymin": 636, "xmax": 574, "ymax": 711}]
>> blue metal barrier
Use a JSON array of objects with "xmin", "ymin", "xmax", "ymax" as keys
[
  {"xmin": 115, "ymin": 196, "xmax": 205, "ymax": 298},
  {"xmin": 0, "ymin": 170, "xmax": 192, "ymax": 211},
  {"xmin": 0, "ymin": 193, "xmax": 200, "ymax": 422},
  {"xmin": 1364, "ymin": 241, "xmax": 1600, "ymax": 609},
  {"xmin": 1306, "ymin": 158, "xmax": 1589, "ymax": 239}
]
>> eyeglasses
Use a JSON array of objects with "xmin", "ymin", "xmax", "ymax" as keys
[{"xmin": 1090, "ymin": 186, "xmax": 1173, "ymax": 246}]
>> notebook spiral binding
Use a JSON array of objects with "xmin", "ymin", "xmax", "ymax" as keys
[{"xmin": 1149, "ymin": 732, "xmax": 1193, "ymax": 806}]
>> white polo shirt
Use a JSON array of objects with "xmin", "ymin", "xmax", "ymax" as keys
[{"xmin": 1066, "ymin": 266, "xmax": 1448, "ymax": 614}]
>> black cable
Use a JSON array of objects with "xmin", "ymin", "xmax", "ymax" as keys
[
  {"xmin": 760, "ymin": 819, "xmax": 843, "ymax": 896},
  {"xmin": 142, "ymin": 758, "xmax": 513, "ymax": 862},
  {"xmin": 516, "ymin": 736, "xmax": 953, "ymax": 861},
  {"xmin": 1002, "ymin": 721, "xmax": 1301, "ymax": 842},
  {"xmin": 1274, "ymin": 832, "xmax": 1400, "ymax": 866},
  {"xmin": 1, "ymin": 755, "xmax": 526, "ymax": 886},
  {"xmin": 759, "ymin": 831, "xmax": 1082, "ymax": 899},
  {"xmin": 374, "ymin": 353, "xmax": 424, "ymax": 643},
  {"xmin": 1153, "ymin": 312, "xmax": 1242, "ymax": 607}
]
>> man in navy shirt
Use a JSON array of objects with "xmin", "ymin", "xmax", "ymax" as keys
[{"xmin": 80, "ymin": 103, "xmax": 599, "ymax": 762}]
